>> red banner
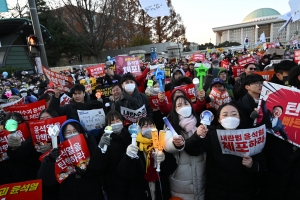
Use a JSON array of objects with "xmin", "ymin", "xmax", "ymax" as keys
[
  {"xmin": 87, "ymin": 64, "xmax": 105, "ymax": 77},
  {"xmin": 55, "ymin": 134, "xmax": 90, "ymax": 183},
  {"xmin": 232, "ymin": 66, "xmax": 245, "ymax": 78},
  {"xmin": 192, "ymin": 53, "xmax": 205, "ymax": 62},
  {"xmin": 2, "ymin": 98, "xmax": 25, "ymax": 112},
  {"xmin": 28, "ymin": 116, "xmax": 67, "ymax": 150},
  {"xmin": 60, "ymin": 94, "xmax": 72, "ymax": 106},
  {"xmin": 42, "ymin": 66, "xmax": 73, "ymax": 91},
  {"xmin": 294, "ymin": 50, "xmax": 300, "ymax": 64},
  {"xmin": 0, "ymin": 123, "xmax": 30, "ymax": 162},
  {"xmin": 207, "ymin": 87, "xmax": 231, "ymax": 110},
  {"xmin": 174, "ymin": 84, "xmax": 196, "ymax": 102},
  {"xmin": 257, "ymin": 82, "xmax": 300, "ymax": 147},
  {"xmin": 254, "ymin": 71, "xmax": 275, "ymax": 81},
  {"xmin": 266, "ymin": 42, "xmax": 276, "ymax": 49},
  {"xmin": 220, "ymin": 60, "xmax": 230, "ymax": 70},
  {"xmin": 238, "ymin": 55, "xmax": 256, "ymax": 66},
  {"xmin": 148, "ymin": 91, "xmax": 172, "ymax": 111},
  {"xmin": 115, "ymin": 56, "xmax": 141, "ymax": 76},
  {"xmin": 6, "ymin": 100, "xmax": 47, "ymax": 121},
  {"xmin": 0, "ymin": 179, "xmax": 42, "ymax": 200}
]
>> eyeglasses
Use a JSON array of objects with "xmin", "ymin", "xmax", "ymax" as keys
[
  {"xmin": 249, "ymin": 68, "xmax": 256, "ymax": 71},
  {"xmin": 251, "ymin": 81, "xmax": 263, "ymax": 86}
]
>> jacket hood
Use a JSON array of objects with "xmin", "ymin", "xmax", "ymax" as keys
[
  {"xmin": 171, "ymin": 87, "xmax": 186, "ymax": 100},
  {"xmin": 59, "ymin": 119, "xmax": 84, "ymax": 142},
  {"xmin": 174, "ymin": 76, "xmax": 192, "ymax": 87},
  {"xmin": 171, "ymin": 68, "xmax": 185, "ymax": 84}
]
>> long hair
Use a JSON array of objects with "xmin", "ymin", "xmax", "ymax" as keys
[
  {"xmin": 38, "ymin": 108, "xmax": 59, "ymax": 119},
  {"xmin": 215, "ymin": 102, "xmax": 243, "ymax": 129},
  {"xmin": 167, "ymin": 95, "xmax": 199, "ymax": 134}
]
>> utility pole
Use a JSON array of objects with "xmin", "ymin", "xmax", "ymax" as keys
[{"xmin": 28, "ymin": 0, "xmax": 49, "ymax": 68}]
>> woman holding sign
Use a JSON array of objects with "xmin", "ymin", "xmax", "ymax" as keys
[{"xmin": 197, "ymin": 102, "xmax": 265, "ymax": 200}]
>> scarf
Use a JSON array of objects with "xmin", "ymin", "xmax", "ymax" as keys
[
  {"xmin": 136, "ymin": 133, "xmax": 159, "ymax": 182},
  {"xmin": 179, "ymin": 115, "xmax": 197, "ymax": 137}
]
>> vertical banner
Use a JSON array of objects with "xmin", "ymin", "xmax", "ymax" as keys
[
  {"xmin": 217, "ymin": 125, "xmax": 266, "ymax": 157},
  {"xmin": 34, "ymin": 57, "xmax": 43, "ymax": 74},
  {"xmin": 77, "ymin": 109, "xmax": 106, "ymax": 131},
  {"xmin": 0, "ymin": 179, "xmax": 42, "ymax": 200},
  {"xmin": 257, "ymin": 82, "xmax": 300, "ymax": 147},
  {"xmin": 115, "ymin": 56, "xmax": 141, "ymax": 76}
]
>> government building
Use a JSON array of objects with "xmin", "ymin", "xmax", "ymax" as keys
[{"xmin": 212, "ymin": 8, "xmax": 299, "ymax": 47}]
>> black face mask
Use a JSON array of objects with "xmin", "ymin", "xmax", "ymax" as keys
[{"xmin": 283, "ymin": 76, "xmax": 289, "ymax": 85}]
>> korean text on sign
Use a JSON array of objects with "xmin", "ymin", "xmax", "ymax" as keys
[{"xmin": 217, "ymin": 125, "xmax": 266, "ymax": 157}]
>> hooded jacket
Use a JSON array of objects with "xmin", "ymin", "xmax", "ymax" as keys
[
  {"xmin": 37, "ymin": 119, "xmax": 104, "ymax": 200},
  {"xmin": 165, "ymin": 68, "xmax": 184, "ymax": 92}
]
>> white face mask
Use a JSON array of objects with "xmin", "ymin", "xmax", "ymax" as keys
[
  {"xmin": 21, "ymin": 93, "xmax": 27, "ymax": 97},
  {"xmin": 65, "ymin": 133, "xmax": 79, "ymax": 140},
  {"xmin": 142, "ymin": 128, "xmax": 152, "ymax": 139},
  {"xmin": 124, "ymin": 83, "xmax": 135, "ymax": 92},
  {"xmin": 177, "ymin": 106, "xmax": 192, "ymax": 118},
  {"xmin": 34, "ymin": 90, "xmax": 38, "ymax": 94},
  {"xmin": 111, "ymin": 122, "xmax": 123, "ymax": 133},
  {"xmin": 220, "ymin": 117, "xmax": 240, "ymax": 130}
]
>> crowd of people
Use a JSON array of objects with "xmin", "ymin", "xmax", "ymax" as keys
[{"xmin": 1, "ymin": 48, "xmax": 300, "ymax": 200}]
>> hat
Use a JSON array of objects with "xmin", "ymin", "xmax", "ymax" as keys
[
  {"xmin": 20, "ymin": 88, "xmax": 28, "ymax": 93},
  {"xmin": 212, "ymin": 60, "xmax": 219, "ymax": 66},
  {"xmin": 210, "ymin": 78, "xmax": 224, "ymax": 88},
  {"xmin": 8, "ymin": 95, "xmax": 20, "ymax": 102}
]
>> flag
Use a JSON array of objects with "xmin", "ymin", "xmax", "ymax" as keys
[
  {"xmin": 278, "ymin": 17, "xmax": 292, "ymax": 33},
  {"xmin": 0, "ymin": 0, "xmax": 8, "ymax": 12},
  {"xmin": 259, "ymin": 32, "xmax": 266, "ymax": 43},
  {"xmin": 244, "ymin": 35, "xmax": 249, "ymax": 48},
  {"xmin": 279, "ymin": 11, "xmax": 292, "ymax": 21},
  {"xmin": 139, "ymin": 0, "xmax": 170, "ymax": 18},
  {"xmin": 289, "ymin": 0, "xmax": 300, "ymax": 22}
]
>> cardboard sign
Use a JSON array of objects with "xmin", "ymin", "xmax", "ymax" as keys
[
  {"xmin": 208, "ymin": 87, "xmax": 231, "ymax": 110},
  {"xmin": 77, "ymin": 109, "xmax": 105, "ymax": 131},
  {"xmin": 256, "ymin": 82, "xmax": 300, "ymax": 147},
  {"xmin": 294, "ymin": 50, "xmax": 300, "ymax": 64},
  {"xmin": 120, "ymin": 105, "xmax": 147, "ymax": 126},
  {"xmin": 276, "ymin": 49, "xmax": 285, "ymax": 56},
  {"xmin": 60, "ymin": 94, "xmax": 72, "ymax": 106},
  {"xmin": 220, "ymin": 60, "xmax": 230, "ymax": 70},
  {"xmin": 148, "ymin": 91, "xmax": 172, "ymax": 111},
  {"xmin": 217, "ymin": 125, "xmax": 266, "ymax": 157},
  {"xmin": 0, "ymin": 179, "xmax": 42, "ymax": 200},
  {"xmin": 55, "ymin": 134, "xmax": 90, "ymax": 183},
  {"xmin": 174, "ymin": 84, "xmax": 196, "ymax": 102},
  {"xmin": 191, "ymin": 53, "xmax": 205, "ymax": 62},
  {"xmin": 267, "ymin": 48, "xmax": 276, "ymax": 55},
  {"xmin": 1, "ymin": 98, "xmax": 24, "ymax": 112},
  {"xmin": 0, "ymin": 123, "xmax": 30, "ymax": 162},
  {"xmin": 115, "ymin": 56, "xmax": 141, "ymax": 76},
  {"xmin": 254, "ymin": 71, "xmax": 275, "ymax": 81},
  {"xmin": 28, "ymin": 116, "xmax": 67, "ymax": 150},
  {"xmin": 232, "ymin": 66, "xmax": 245, "ymax": 78},
  {"xmin": 87, "ymin": 64, "xmax": 105, "ymax": 77},
  {"xmin": 96, "ymin": 86, "xmax": 112, "ymax": 98},
  {"xmin": 6, "ymin": 100, "xmax": 47, "ymax": 121},
  {"xmin": 42, "ymin": 66, "xmax": 73, "ymax": 92}
]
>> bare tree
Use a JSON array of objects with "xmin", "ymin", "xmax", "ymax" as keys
[{"xmin": 1, "ymin": 0, "xmax": 29, "ymax": 19}]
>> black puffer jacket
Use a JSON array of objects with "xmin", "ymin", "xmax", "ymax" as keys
[{"xmin": 233, "ymin": 72, "xmax": 247, "ymax": 101}]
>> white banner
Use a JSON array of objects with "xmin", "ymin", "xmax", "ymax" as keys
[
  {"xmin": 120, "ymin": 105, "xmax": 147, "ymax": 123},
  {"xmin": 217, "ymin": 125, "xmax": 266, "ymax": 157},
  {"xmin": 77, "ymin": 109, "xmax": 105, "ymax": 131},
  {"xmin": 139, "ymin": 0, "xmax": 170, "ymax": 18}
]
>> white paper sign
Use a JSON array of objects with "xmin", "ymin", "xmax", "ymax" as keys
[
  {"xmin": 139, "ymin": 0, "xmax": 170, "ymax": 18},
  {"xmin": 120, "ymin": 105, "xmax": 147, "ymax": 123},
  {"xmin": 77, "ymin": 109, "xmax": 106, "ymax": 131},
  {"xmin": 60, "ymin": 94, "xmax": 72, "ymax": 106},
  {"xmin": 216, "ymin": 124, "xmax": 266, "ymax": 157}
]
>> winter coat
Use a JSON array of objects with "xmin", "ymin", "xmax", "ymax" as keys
[
  {"xmin": 37, "ymin": 119, "xmax": 104, "ymax": 200},
  {"xmin": 165, "ymin": 68, "xmax": 184, "ymax": 92},
  {"xmin": 203, "ymin": 125, "xmax": 265, "ymax": 200},
  {"xmin": 164, "ymin": 129, "xmax": 206, "ymax": 200},
  {"xmin": 269, "ymin": 74, "xmax": 285, "ymax": 86},
  {"xmin": 233, "ymin": 72, "xmax": 247, "ymax": 101},
  {"xmin": 24, "ymin": 95, "xmax": 38, "ymax": 104},
  {"xmin": 136, "ymin": 67, "xmax": 150, "ymax": 93}
]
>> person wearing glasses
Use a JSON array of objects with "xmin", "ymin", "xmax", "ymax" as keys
[{"xmin": 233, "ymin": 63, "xmax": 257, "ymax": 101}]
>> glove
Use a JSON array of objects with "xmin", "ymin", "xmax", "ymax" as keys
[
  {"xmin": 156, "ymin": 151, "xmax": 165, "ymax": 163},
  {"xmin": 37, "ymin": 143, "xmax": 52, "ymax": 153},
  {"xmin": 7, "ymin": 134, "xmax": 21, "ymax": 149},
  {"xmin": 250, "ymin": 110, "xmax": 259, "ymax": 119},
  {"xmin": 47, "ymin": 148, "xmax": 60, "ymax": 163},
  {"xmin": 74, "ymin": 165, "xmax": 87, "ymax": 176},
  {"xmin": 126, "ymin": 144, "xmax": 139, "ymax": 159},
  {"xmin": 99, "ymin": 133, "xmax": 111, "ymax": 149}
]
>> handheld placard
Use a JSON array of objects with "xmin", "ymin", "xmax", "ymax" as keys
[
  {"xmin": 195, "ymin": 64, "xmax": 209, "ymax": 90},
  {"xmin": 155, "ymin": 68, "xmax": 165, "ymax": 92},
  {"xmin": 163, "ymin": 117, "xmax": 178, "ymax": 137},
  {"xmin": 128, "ymin": 123, "xmax": 141, "ymax": 145},
  {"xmin": 48, "ymin": 124, "xmax": 60, "ymax": 148},
  {"xmin": 103, "ymin": 126, "xmax": 113, "ymax": 153}
]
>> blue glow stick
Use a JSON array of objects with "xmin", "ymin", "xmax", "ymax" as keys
[
  {"xmin": 163, "ymin": 117, "xmax": 178, "ymax": 137},
  {"xmin": 156, "ymin": 68, "xmax": 165, "ymax": 92}
]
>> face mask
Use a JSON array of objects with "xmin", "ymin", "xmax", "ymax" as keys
[
  {"xmin": 65, "ymin": 133, "xmax": 79, "ymax": 140},
  {"xmin": 34, "ymin": 90, "xmax": 38, "ymax": 94},
  {"xmin": 124, "ymin": 83, "xmax": 135, "ymax": 92},
  {"xmin": 177, "ymin": 106, "xmax": 192, "ymax": 118},
  {"xmin": 142, "ymin": 128, "xmax": 152, "ymax": 139},
  {"xmin": 111, "ymin": 122, "xmax": 123, "ymax": 133},
  {"xmin": 220, "ymin": 117, "xmax": 240, "ymax": 130},
  {"xmin": 21, "ymin": 93, "xmax": 27, "ymax": 97}
]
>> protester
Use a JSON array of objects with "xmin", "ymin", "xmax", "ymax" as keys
[
  {"xmin": 19, "ymin": 88, "xmax": 38, "ymax": 104},
  {"xmin": 270, "ymin": 60, "xmax": 297, "ymax": 86}
]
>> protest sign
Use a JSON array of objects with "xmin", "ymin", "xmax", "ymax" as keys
[
  {"xmin": 174, "ymin": 84, "xmax": 196, "ymax": 102},
  {"xmin": 266, "ymin": 42, "xmax": 276, "ymax": 49},
  {"xmin": 0, "ymin": 179, "xmax": 42, "ymax": 200},
  {"xmin": 148, "ymin": 91, "xmax": 172, "ymax": 111},
  {"xmin": 96, "ymin": 86, "xmax": 112, "ymax": 98},
  {"xmin": 256, "ymin": 82, "xmax": 300, "ymax": 147},
  {"xmin": 55, "ymin": 134, "xmax": 90, "ymax": 183},
  {"xmin": 276, "ymin": 49, "xmax": 285, "ymax": 56},
  {"xmin": 191, "ymin": 53, "xmax": 205, "ymax": 62},
  {"xmin": 6, "ymin": 100, "xmax": 47, "ymax": 121},
  {"xmin": 86, "ymin": 64, "xmax": 105, "ymax": 77},
  {"xmin": 120, "ymin": 105, "xmax": 147, "ymax": 126},
  {"xmin": 208, "ymin": 87, "xmax": 231, "ymax": 110},
  {"xmin": 60, "ymin": 94, "xmax": 72, "ymax": 106},
  {"xmin": 139, "ymin": 0, "xmax": 170, "ymax": 18},
  {"xmin": 42, "ymin": 66, "xmax": 73, "ymax": 92},
  {"xmin": 270, "ymin": 59, "xmax": 293, "ymax": 64},
  {"xmin": 77, "ymin": 109, "xmax": 105, "ymax": 131},
  {"xmin": 232, "ymin": 66, "xmax": 245, "ymax": 78},
  {"xmin": 79, "ymin": 77, "xmax": 96, "ymax": 92},
  {"xmin": 28, "ymin": 116, "xmax": 67, "ymax": 150},
  {"xmin": 254, "ymin": 71, "xmax": 275, "ymax": 81},
  {"xmin": 238, "ymin": 55, "xmax": 256, "ymax": 66},
  {"xmin": 0, "ymin": 123, "xmax": 30, "ymax": 162},
  {"xmin": 217, "ymin": 125, "xmax": 266, "ymax": 157},
  {"xmin": 1, "ymin": 97, "xmax": 24, "ymax": 112},
  {"xmin": 267, "ymin": 48, "xmax": 276, "ymax": 55},
  {"xmin": 220, "ymin": 60, "xmax": 230, "ymax": 70},
  {"xmin": 116, "ymin": 56, "xmax": 141, "ymax": 76},
  {"xmin": 294, "ymin": 50, "xmax": 300, "ymax": 64}
]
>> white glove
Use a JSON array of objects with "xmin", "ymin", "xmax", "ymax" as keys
[
  {"xmin": 36, "ymin": 143, "xmax": 52, "ymax": 153},
  {"xmin": 126, "ymin": 144, "xmax": 139, "ymax": 159},
  {"xmin": 7, "ymin": 134, "xmax": 21, "ymax": 149},
  {"xmin": 156, "ymin": 151, "xmax": 165, "ymax": 163}
]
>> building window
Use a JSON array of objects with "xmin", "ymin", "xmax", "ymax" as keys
[
  {"xmin": 243, "ymin": 27, "xmax": 255, "ymax": 45},
  {"xmin": 273, "ymin": 22, "xmax": 286, "ymax": 42}
]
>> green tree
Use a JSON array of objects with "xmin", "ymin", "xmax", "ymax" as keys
[{"xmin": 130, "ymin": 35, "xmax": 151, "ymax": 47}]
